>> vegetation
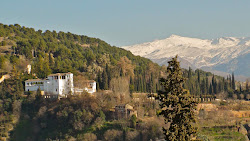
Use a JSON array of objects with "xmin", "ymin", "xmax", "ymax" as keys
[
  {"xmin": 198, "ymin": 127, "xmax": 245, "ymax": 141},
  {"xmin": 0, "ymin": 23, "xmax": 249, "ymax": 140},
  {"xmin": 157, "ymin": 56, "xmax": 197, "ymax": 140}
]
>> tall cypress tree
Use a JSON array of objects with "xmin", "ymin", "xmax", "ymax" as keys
[
  {"xmin": 106, "ymin": 64, "xmax": 111, "ymax": 88},
  {"xmin": 232, "ymin": 72, "xmax": 235, "ymax": 90},
  {"xmin": 246, "ymin": 80, "xmax": 249, "ymax": 92},
  {"xmin": 224, "ymin": 77, "xmax": 228, "ymax": 92},
  {"xmin": 157, "ymin": 56, "xmax": 197, "ymax": 141},
  {"xmin": 206, "ymin": 77, "xmax": 209, "ymax": 94},
  {"xmin": 102, "ymin": 70, "xmax": 108, "ymax": 90},
  {"xmin": 229, "ymin": 75, "xmax": 232, "ymax": 88},
  {"xmin": 201, "ymin": 78, "xmax": 206, "ymax": 94},
  {"xmin": 188, "ymin": 67, "xmax": 192, "ymax": 79},
  {"xmin": 97, "ymin": 71, "xmax": 102, "ymax": 90},
  {"xmin": 209, "ymin": 83, "xmax": 213, "ymax": 94},
  {"xmin": 197, "ymin": 69, "xmax": 200, "ymax": 84}
]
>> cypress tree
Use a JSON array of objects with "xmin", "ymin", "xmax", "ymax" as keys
[
  {"xmin": 197, "ymin": 69, "xmax": 200, "ymax": 84},
  {"xmin": 102, "ymin": 70, "xmax": 108, "ymax": 90},
  {"xmin": 120, "ymin": 68, "xmax": 124, "ymax": 77},
  {"xmin": 188, "ymin": 67, "xmax": 192, "ymax": 79},
  {"xmin": 157, "ymin": 56, "xmax": 197, "ymax": 141},
  {"xmin": 224, "ymin": 78, "xmax": 228, "ymax": 92},
  {"xmin": 129, "ymin": 76, "xmax": 134, "ymax": 94},
  {"xmin": 246, "ymin": 80, "xmax": 249, "ymax": 92},
  {"xmin": 229, "ymin": 75, "xmax": 232, "ymax": 88},
  {"xmin": 206, "ymin": 77, "xmax": 209, "ymax": 94},
  {"xmin": 201, "ymin": 78, "xmax": 206, "ymax": 94},
  {"xmin": 106, "ymin": 64, "xmax": 111, "ymax": 88},
  {"xmin": 212, "ymin": 75, "xmax": 217, "ymax": 94},
  {"xmin": 209, "ymin": 83, "xmax": 213, "ymax": 94},
  {"xmin": 214, "ymin": 80, "xmax": 217, "ymax": 94},
  {"xmin": 97, "ymin": 71, "xmax": 102, "ymax": 90},
  {"xmin": 232, "ymin": 72, "xmax": 235, "ymax": 90}
]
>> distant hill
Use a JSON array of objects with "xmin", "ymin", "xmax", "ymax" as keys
[{"xmin": 122, "ymin": 35, "xmax": 250, "ymax": 81}]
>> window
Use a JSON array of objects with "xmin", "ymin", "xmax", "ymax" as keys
[
  {"xmin": 60, "ymin": 76, "xmax": 62, "ymax": 79},
  {"xmin": 62, "ymin": 76, "xmax": 66, "ymax": 79},
  {"xmin": 56, "ymin": 89, "xmax": 57, "ymax": 92},
  {"xmin": 28, "ymin": 89, "xmax": 29, "ymax": 91}
]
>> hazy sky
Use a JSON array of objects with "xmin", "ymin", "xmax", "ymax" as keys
[{"xmin": 1, "ymin": 0, "xmax": 250, "ymax": 46}]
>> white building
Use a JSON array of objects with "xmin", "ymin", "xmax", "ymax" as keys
[{"xmin": 25, "ymin": 72, "xmax": 96, "ymax": 98}]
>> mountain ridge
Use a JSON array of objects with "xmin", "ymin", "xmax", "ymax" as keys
[{"xmin": 122, "ymin": 35, "xmax": 250, "ymax": 80}]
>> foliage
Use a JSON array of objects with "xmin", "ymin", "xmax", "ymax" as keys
[
  {"xmin": 157, "ymin": 56, "xmax": 197, "ymax": 141},
  {"xmin": 199, "ymin": 127, "xmax": 245, "ymax": 141},
  {"xmin": 0, "ymin": 23, "xmax": 161, "ymax": 94},
  {"xmin": 0, "ymin": 23, "xmax": 248, "ymax": 140}
]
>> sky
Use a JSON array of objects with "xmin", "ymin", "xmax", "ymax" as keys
[{"xmin": 1, "ymin": 0, "xmax": 250, "ymax": 46}]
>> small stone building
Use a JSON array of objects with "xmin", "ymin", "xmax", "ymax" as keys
[{"xmin": 115, "ymin": 104, "xmax": 137, "ymax": 119}]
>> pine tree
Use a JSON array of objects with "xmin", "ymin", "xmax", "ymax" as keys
[{"xmin": 157, "ymin": 56, "xmax": 197, "ymax": 141}]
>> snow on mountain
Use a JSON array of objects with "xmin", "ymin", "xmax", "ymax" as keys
[{"xmin": 122, "ymin": 35, "xmax": 250, "ymax": 78}]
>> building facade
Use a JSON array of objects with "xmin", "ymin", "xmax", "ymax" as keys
[{"xmin": 25, "ymin": 72, "xmax": 96, "ymax": 98}]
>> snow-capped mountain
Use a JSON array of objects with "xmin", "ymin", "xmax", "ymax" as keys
[{"xmin": 122, "ymin": 35, "xmax": 250, "ymax": 78}]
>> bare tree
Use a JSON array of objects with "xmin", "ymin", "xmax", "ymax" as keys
[{"xmin": 110, "ymin": 77, "xmax": 130, "ymax": 104}]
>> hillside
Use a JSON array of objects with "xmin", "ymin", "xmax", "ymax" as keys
[
  {"xmin": 0, "ymin": 23, "xmax": 249, "ymax": 140},
  {"xmin": 0, "ymin": 23, "xmax": 248, "ymax": 98},
  {"xmin": 122, "ymin": 35, "xmax": 250, "ymax": 79},
  {"xmin": 0, "ymin": 23, "xmax": 164, "ymax": 93}
]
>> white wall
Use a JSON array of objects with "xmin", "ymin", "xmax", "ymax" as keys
[{"xmin": 25, "ymin": 81, "xmax": 44, "ymax": 92}]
